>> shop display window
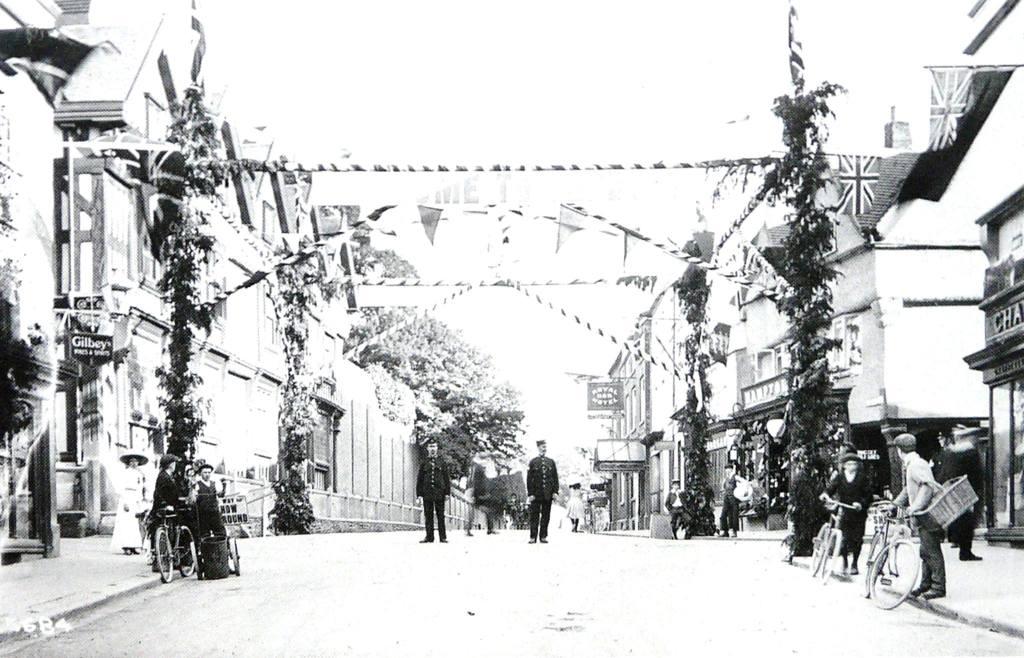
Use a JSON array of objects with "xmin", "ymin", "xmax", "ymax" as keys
[{"xmin": 992, "ymin": 383, "xmax": 1012, "ymax": 527}]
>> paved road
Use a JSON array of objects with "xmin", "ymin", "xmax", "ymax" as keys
[{"xmin": 5, "ymin": 530, "xmax": 1023, "ymax": 657}]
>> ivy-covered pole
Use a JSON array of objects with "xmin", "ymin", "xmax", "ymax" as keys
[
  {"xmin": 675, "ymin": 237, "xmax": 717, "ymax": 536},
  {"xmin": 269, "ymin": 243, "xmax": 338, "ymax": 535},
  {"xmin": 765, "ymin": 81, "xmax": 845, "ymax": 555},
  {"xmin": 156, "ymin": 85, "xmax": 223, "ymax": 463},
  {"xmin": 676, "ymin": 268, "xmax": 717, "ymax": 536}
]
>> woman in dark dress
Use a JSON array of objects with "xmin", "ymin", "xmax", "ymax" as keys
[
  {"xmin": 821, "ymin": 453, "xmax": 873, "ymax": 575},
  {"xmin": 195, "ymin": 461, "xmax": 226, "ymax": 539}
]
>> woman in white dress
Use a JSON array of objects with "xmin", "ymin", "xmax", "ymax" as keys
[
  {"xmin": 110, "ymin": 452, "xmax": 149, "ymax": 554},
  {"xmin": 566, "ymin": 483, "xmax": 586, "ymax": 532}
]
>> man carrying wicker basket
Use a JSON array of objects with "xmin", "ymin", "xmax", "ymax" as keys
[{"xmin": 892, "ymin": 433, "xmax": 946, "ymax": 601}]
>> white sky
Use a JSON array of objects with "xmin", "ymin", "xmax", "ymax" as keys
[{"xmin": 196, "ymin": 1, "xmax": 974, "ymax": 460}]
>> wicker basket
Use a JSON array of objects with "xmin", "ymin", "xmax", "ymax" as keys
[{"xmin": 918, "ymin": 476, "xmax": 978, "ymax": 529}]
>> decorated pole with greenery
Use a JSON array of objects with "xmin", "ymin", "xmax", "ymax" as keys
[
  {"xmin": 675, "ymin": 249, "xmax": 717, "ymax": 536},
  {"xmin": 156, "ymin": 85, "xmax": 223, "ymax": 463},
  {"xmin": 269, "ymin": 243, "xmax": 338, "ymax": 535},
  {"xmin": 763, "ymin": 82, "xmax": 845, "ymax": 555}
]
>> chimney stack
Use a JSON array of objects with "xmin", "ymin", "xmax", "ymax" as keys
[{"xmin": 885, "ymin": 105, "xmax": 912, "ymax": 149}]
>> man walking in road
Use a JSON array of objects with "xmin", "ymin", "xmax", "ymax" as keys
[
  {"xmin": 936, "ymin": 426, "xmax": 985, "ymax": 562},
  {"xmin": 893, "ymin": 433, "xmax": 946, "ymax": 600},
  {"xmin": 527, "ymin": 439, "xmax": 559, "ymax": 544},
  {"xmin": 417, "ymin": 440, "xmax": 450, "ymax": 543},
  {"xmin": 720, "ymin": 463, "xmax": 740, "ymax": 538},
  {"xmin": 665, "ymin": 479, "xmax": 690, "ymax": 540}
]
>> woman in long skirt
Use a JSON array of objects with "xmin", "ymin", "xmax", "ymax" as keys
[
  {"xmin": 821, "ymin": 453, "xmax": 872, "ymax": 575},
  {"xmin": 110, "ymin": 452, "xmax": 149, "ymax": 554}
]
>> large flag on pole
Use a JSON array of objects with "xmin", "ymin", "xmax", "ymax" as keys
[
  {"xmin": 0, "ymin": 28, "xmax": 95, "ymax": 104},
  {"xmin": 788, "ymin": 0, "xmax": 805, "ymax": 92},
  {"xmin": 928, "ymin": 68, "xmax": 972, "ymax": 150},
  {"xmin": 899, "ymin": 69, "xmax": 1012, "ymax": 202}
]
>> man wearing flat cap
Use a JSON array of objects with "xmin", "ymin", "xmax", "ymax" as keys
[
  {"xmin": 527, "ymin": 439, "xmax": 559, "ymax": 544},
  {"xmin": 416, "ymin": 439, "xmax": 451, "ymax": 543},
  {"xmin": 892, "ymin": 433, "xmax": 946, "ymax": 600},
  {"xmin": 935, "ymin": 426, "xmax": 985, "ymax": 561}
]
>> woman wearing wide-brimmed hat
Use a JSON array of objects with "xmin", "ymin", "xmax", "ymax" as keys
[
  {"xmin": 820, "ymin": 452, "xmax": 873, "ymax": 575},
  {"xmin": 110, "ymin": 452, "xmax": 149, "ymax": 555}
]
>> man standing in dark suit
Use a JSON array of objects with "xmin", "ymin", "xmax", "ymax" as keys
[
  {"xmin": 664, "ymin": 479, "xmax": 690, "ymax": 540},
  {"xmin": 936, "ymin": 426, "xmax": 985, "ymax": 561},
  {"xmin": 527, "ymin": 439, "xmax": 559, "ymax": 544},
  {"xmin": 416, "ymin": 440, "xmax": 450, "ymax": 543}
]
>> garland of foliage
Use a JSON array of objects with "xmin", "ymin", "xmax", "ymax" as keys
[
  {"xmin": 269, "ymin": 242, "xmax": 339, "ymax": 534},
  {"xmin": 156, "ymin": 85, "xmax": 223, "ymax": 464},
  {"xmin": 674, "ymin": 260, "xmax": 717, "ymax": 536},
  {"xmin": 762, "ymin": 82, "xmax": 845, "ymax": 556}
]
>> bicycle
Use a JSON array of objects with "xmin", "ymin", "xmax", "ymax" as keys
[
  {"xmin": 863, "ymin": 501, "xmax": 911, "ymax": 597},
  {"xmin": 866, "ymin": 505, "xmax": 920, "ymax": 609},
  {"xmin": 810, "ymin": 497, "xmax": 859, "ymax": 584},
  {"xmin": 152, "ymin": 505, "xmax": 198, "ymax": 584}
]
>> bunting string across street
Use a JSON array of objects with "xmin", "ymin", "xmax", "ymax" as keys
[
  {"xmin": 219, "ymin": 155, "xmax": 778, "ymax": 175},
  {"xmin": 511, "ymin": 281, "xmax": 681, "ymax": 380},
  {"xmin": 562, "ymin": 202, "xmax": 790, "ymax": 301},
  {"xmin": 342, "ymin": 285, "xmax": 477, "ymax": 359}
]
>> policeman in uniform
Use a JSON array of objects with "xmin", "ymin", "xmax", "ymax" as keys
[
  {"xmin": 416, "ymin": 439, "xmax": 451, "ymax": 543},
  {"xmin": 527, "ymin": 439, "xmax": 559, "ymax": 544}
]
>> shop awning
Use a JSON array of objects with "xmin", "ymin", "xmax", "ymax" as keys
[{"xmin": 593, "ymin": 439, "xmax": 646, "ymax": 472}]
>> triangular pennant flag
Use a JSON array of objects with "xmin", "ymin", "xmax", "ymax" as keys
[
  {"xmin": 556, "ymin": 205, "xmax": 586, "ymax": 253},
  {"xmin": 417, "ymin": 205, "xmax": 443, "ymax": 245}
]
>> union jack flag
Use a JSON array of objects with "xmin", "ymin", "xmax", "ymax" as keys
[
  {"xmin": 834, "ymin": 155, "xmax": 879, "ymax": 216},
  {"xmin": 929, "ymin": 68, "xmax": 972, "ymax": 150}
]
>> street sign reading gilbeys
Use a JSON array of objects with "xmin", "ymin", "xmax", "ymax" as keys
[
  {"xmin": 69, "ymin": 332, "xmax": 113, "ymax": 366},
  {"xmin": 587, "ymin": 381, "xmax": 623, "ymax": 412}
]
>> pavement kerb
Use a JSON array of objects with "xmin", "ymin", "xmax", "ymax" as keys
[
  {"xmin": 786, "ymin": 557, "xmax": 1024, "ymax": 641},
  {"xmin": 0, "ymin": 572, "xmax": 182, "ymax": 644},
  {"xmin": 598, "ymin": 531, "xmax": 783, "ymax": 542}
]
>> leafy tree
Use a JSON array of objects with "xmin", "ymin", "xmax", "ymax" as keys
[{"xmin": 346, "ymin": 240, "xmax": 526, "ymax": 475}]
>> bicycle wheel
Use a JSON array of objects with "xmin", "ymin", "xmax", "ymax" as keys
[
  {"xmin": 177, "ymin": 526, "xmax": 198, "ymax": 578},
  {"xmin": 155, "ymin": 526, "xmax": 174, "ymax": 584},
  {"xmin": 868, "ymin": 538, "xmax": 921, "ymax": 610},
  {"xmin": 863, "ymin": 531, "xmax": 885, "ymax": 597},
  {"xmin": 810, "ymin": 522, "xmax": 830, "ymax": 577},
  {"xmin": 820, "ymin": 530, "xmax": 842, "ymax": 584}
]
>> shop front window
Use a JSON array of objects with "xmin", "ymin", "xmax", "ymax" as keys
[{"xmin": 992, "ymin": 383, "xmax": 1012, "ymax": 527}]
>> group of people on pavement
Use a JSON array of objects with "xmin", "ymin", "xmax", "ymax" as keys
[
  {"xmin": 110, "ymin": 451, "xmax": 228, "ymax": 567},
  {"xmin": 415, "ymin": 438, "xmax": 562, "ymax": 544},
  {"xmin": 817, "ymin": 424, "xmax": 986, "ymax": 601}
]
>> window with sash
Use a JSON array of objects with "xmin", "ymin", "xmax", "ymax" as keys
[
  {"xmin": 830, "ymin": 315, "xmax": 863, "ymax": 374},
  {"xmin": 310, "ymin": 408, "xmax": 334, "ymax": 492}
]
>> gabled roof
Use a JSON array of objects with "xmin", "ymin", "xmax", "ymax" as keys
[{"xmin": 54, "ymin": 20, "xmax": 162, "ymax": 123}]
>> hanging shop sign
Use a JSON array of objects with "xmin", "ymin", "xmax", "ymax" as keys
[
  {"xmin": 68, "ymin": 332, "xmax": 113, "ymax": 366},
  {"xmin": 70, "ymin": 294, "xmax": 105, "ymax": 333},
  {"xmin": 588, "ymin": 381, "xmax": 624, "ymax": 412}
]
